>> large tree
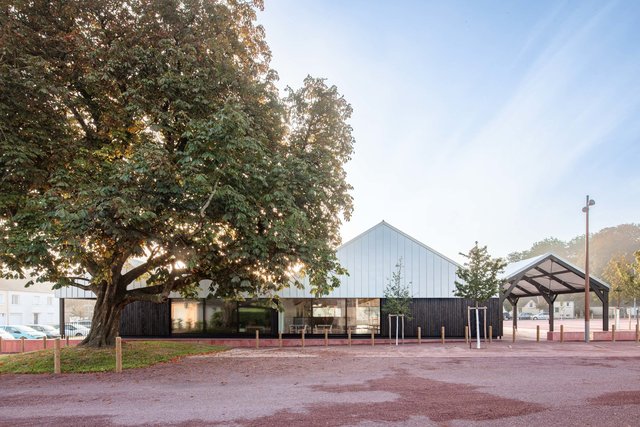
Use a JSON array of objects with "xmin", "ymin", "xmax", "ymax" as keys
[{"xmin": 0, "ymin": 0, "xmax": 354, "ymax": 346}]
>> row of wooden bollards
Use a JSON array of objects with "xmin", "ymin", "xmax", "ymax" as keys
[
  {"xmin": 254, "ymin": 326, "xmax": 460, "ymax": 349},
  {"xmin": 0, "ymin": 336, "xmax": 125, "ymax": 375}
]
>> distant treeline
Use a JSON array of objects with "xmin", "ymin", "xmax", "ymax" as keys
[{"xmin": 507, "ymin": 223, "xmax": 640, "ymax": 279}]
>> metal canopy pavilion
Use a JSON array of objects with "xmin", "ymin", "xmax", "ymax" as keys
[{"xmin": 500, "ymin": 253, "xmax": 610, "ymax": 332}]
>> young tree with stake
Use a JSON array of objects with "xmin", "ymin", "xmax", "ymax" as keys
[
  {"xmin": 382, "ymin": 259, "xmax": 412, "ymax": 344},
  {"xmin": 454, "ymin": 242, "xmax": 506, "ymax": 349}
]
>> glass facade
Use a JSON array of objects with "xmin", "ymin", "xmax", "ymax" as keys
[
  {"xmin": 171, "ymin": 298, "xmax": 380, "ymax": 336},
  {"xmin": 282, "ymin": 298, "xmax": 380, "ymax": 335},
  {"xmin": 171, "ymin": 299, "xmax": 273, "ymax": 335}
]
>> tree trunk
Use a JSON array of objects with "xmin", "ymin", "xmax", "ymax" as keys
[{"xmin": 79, "ymin": 282, "xmax": 126, "ymax": 348}]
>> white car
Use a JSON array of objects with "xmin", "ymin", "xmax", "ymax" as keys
[
  {"xmin": 532, "ymin": 312, "xmax": 550, "ymax": 320},
  {"xmin": 27, "ymin": 324, "xmax": 61, "ymax": 338},
  {"xmin": 0, "ymin": 325, "xmax": 47, "ymax": 339},
  {"xmin": 0, "ymin": 329, "xmax": 15, "ymax": 340},
  {"xmin": 55, "ymin": 324, "xmax": 90, "ymax": 337}
]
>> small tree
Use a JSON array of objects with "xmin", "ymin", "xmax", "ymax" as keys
[
  {"xmin": 382, "ymin": 259, "xmax": 412, "ymax": 344},
  {"xmin": 455, "ymin": 242, "xmax": 506, "ymax": 348},
  {"xmin": 382, "ymin": 259, "xmax": 412, "ymax": 318}
]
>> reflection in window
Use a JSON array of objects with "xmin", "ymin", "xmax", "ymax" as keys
[
  {"xmin": 312, "ymin": 299, "xmax": 346, "ymax": 334},
  {"xmin": 171, "ymin": 299, "xmax": 203, "ymax": 333},
  {"xmin": 238, "ymin": 306, "xmax": 272, "ymax": 334},
  {"xmin": 282, "ymin": 299, "xmax": 312, "ymax": 334},
  {"xmin": 204, "ymin": 299, "xmax": 237, "ymax": 334},
  {"xmin": 347, "ymin": 299, "xmax": 380, "ymax": 334}
]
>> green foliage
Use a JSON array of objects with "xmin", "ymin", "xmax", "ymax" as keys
[
  {"xmin": 0, "ymin": 1, "xmax": 354, "ymax": 345},
  {"xmin": 603, "ymin": 253, "xmax": 640, "ymax": 305},
  {"xmin": 382, "ymin": 260, "xmax": 412, "ymax": 318},
  {"xmin": 0, "ymin": 341, "xmax": 226, "ymax": 374},
  {"xmin": 455, "ymin": 242, "xmax": 507, "ymax": 305}
]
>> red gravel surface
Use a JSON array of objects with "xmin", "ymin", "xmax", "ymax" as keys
[{"xmin": 2, "ymin": 341, "xmax": 640, "ymax": 426}]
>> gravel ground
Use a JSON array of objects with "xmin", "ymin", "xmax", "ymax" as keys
[{"xmin": 2, "ymin": 341, "xmax": 640, "ymax": 426}]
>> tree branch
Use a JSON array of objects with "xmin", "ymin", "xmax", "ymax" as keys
[
  {"xmin": 120, "ymin": 253, "xmax": 172, "ymax": 285},
  {"xmin": 200, "ymin": 181, "xmax": 219, "ymax": 218},
  {"xmin": 66, "ymin": 280, "xmax": 92, "ymax": 291}
]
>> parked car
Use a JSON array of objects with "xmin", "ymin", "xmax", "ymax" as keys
[
  {"xmin": 0, "ymin": 329, "xmax": 15, "ymax": 340},
  {"xmin": 27, "ymin": 324, "xmax": 61, "ymax": 338},
  {"xmin": 54, "ymin": 324, "xmax": 90, "ymax": 337},
  {"xmin": 517, "ymin": 312, "xmax": 533, "ymax": 320},
  {"xmin": 503, "ymin": 311, "xmax": 512, "ymax": 320},
  {"xmin": 532, "ymin": 312, "xmax": 549, "ymax": 320},
  {"xmin": 0, "ymin": 325, "xmax": 47, "ymax": 339}
]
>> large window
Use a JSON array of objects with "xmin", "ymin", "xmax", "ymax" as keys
[
  {"xmin": 282, "ymin": 299, "xmax": 312, "ymax": 334},
  {"xmin": 204, "ymin": 299, "xmax": 237, "ymax": 334},
  {"xmin": 238, "ymin": 305, "xmax": 273, "ymax": 334},
  {"xmin": 171, "ymin": 299, "xmax": 274, "ymax": 335},
  {"xmin": 171, "ymin": 299, "xmax": 203, "ymax": 334},
  {"xmin": 282, "ymin": 298, "xmax": 380, "ymax": 335},
  {"xmin": 347, "ymin": 299, "xmax": 380, "ymax": 334},
  {"xmin": 312, "ymin": 299, "xmax": 346, "ymax": 334}
]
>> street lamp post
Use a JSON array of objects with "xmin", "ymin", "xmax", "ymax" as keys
[{"xmin": 582, "ymin": 195, "xmax": 595, "ymax": 343}]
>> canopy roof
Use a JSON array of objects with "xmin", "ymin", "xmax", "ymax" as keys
[{"xmin": 501, "ymin": 253, "xmax": 610, "ymax": 300}]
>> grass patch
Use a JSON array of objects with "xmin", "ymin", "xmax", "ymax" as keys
[{"xmin": 0, "ymin": 341, "xmax": 226, "ymax": 374}]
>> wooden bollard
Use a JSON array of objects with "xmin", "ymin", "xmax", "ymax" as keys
[
  {"xmin": 560, "ymin": 325, "xmax": 564, "ymax": 342},
  {"xmin": 20, "ymin": 337, "xmax": 25, "ymax": 353},
  {"xmin": 42, "ymin": 336, "xmax": 47, "ymax": 349},
  {"xmin": 278, "ymin": 332, "xmax": 283, "ymax": 348},
  {"xmin": 255, "ymin": 329, "xmax": 260, "ymax": 348},
  {"xmin": 441, "ymin": 326, "xmax": 445, "ymax": 344},
  {"xmin": 66, "ymin": 336, "xmax": 69, "ymax": 347},
  {"xmin": 636, "ymin": 323, "xmax": 639, "ymax": 343},
  {"xmin": 54, "ymin": 338, "xmax": 61, "ymax": 374},
  {"xmin": 512, "ymin": 326, "xmax": 516, "ymax": 343},
  {"xmin": 115, "ymin": 337, "xmax": 122, "ymax": 373},
  {"xmin": 324, "ymin": 329, "xmax": 328, "ymax": 347},
  {"xmin": 489, "ymin": 325, "xmax": 493, "ymax": 343},
  {"xmin": 536, "ymin": 325, "xmax": 540, "ymax": 342},
  {"xmin": 417, "ymin": 326, "xmax": 422, "ymax": 344},
  {"xmin": 464, "ymin": 326, "xmax": 469, "ymax": 344},
  {"xmin": 371, "ymin": 331, "xmax": 375, "ymax": 346},
  {"xmin": 612, "ymin": 325, "xmax": 616, "ymax": 342},
  {"xmin": 301, "ymin": 330, "xmax": 305, "ymax": 348},
  {"xmin": 348, "ymin": 329, "xmax": 352, "ymax": 347}
]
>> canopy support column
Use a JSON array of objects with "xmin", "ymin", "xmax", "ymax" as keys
[
  {"xmin": 508, "ymin": 296, "xmax": 519, "ymax": 330},
  {"xmin": 592, "ymin": 286, "xmax": 610, "ymax": 332}
]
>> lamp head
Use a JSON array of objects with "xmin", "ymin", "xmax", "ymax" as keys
[
  {"xmin": 589, "ymin": 199, "xmax": 595, "ymax": 206},
  {"xmin": 582, "ymin": 207, "xmax": 587, "ymax": 213}
]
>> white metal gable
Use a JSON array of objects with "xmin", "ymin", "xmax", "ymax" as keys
[{"xmin": 278, "ymin": 221, "xmax": 461, "ymax": 299}]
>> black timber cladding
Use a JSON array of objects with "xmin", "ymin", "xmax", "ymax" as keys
[
  {"xmin": 120, "ymin": 300, "xmax": 171, "ymax": 337},
  {"xmin": 380, "ymin": 298, "xmax": 502, "ymax": 338}
]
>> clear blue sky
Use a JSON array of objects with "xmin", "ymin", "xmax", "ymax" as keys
[{"xmin": 258, "ymin": 0, "xmax": 640, "ymax": 262}]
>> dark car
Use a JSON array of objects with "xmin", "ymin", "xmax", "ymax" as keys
[
  {"xmin": 503, "ymin": 311, "xmax": 512, "ymax": 320},
  {"xmin": 518, "ymin": 312, "xmax": 533, "ymax": 320}
]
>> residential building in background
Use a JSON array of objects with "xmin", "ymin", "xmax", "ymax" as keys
[{"xmin": 0, "ymin": 277, "xmax": 59, "ymax": 326}]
